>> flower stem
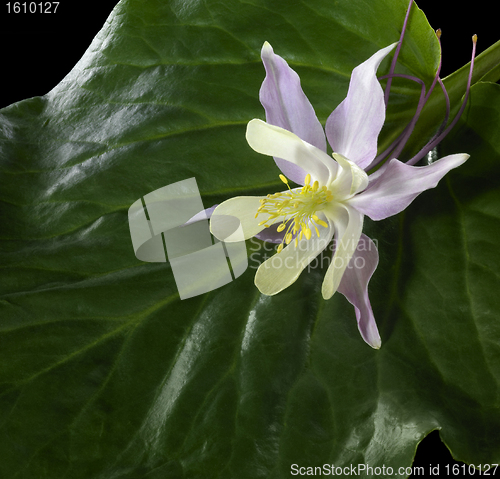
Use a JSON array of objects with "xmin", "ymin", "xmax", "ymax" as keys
[{"xmin": 384, "ymin": 0, "xmax": 413, "ymax": 106}]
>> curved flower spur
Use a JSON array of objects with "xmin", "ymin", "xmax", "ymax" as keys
[{"xmin": 210, "ymin": 0, "xmax": 476, "ymax": 348}]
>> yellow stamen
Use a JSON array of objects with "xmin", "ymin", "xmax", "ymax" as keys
[
  {"xmin": 315, "ymin": 218, "xmax": 328, "ymax": 228},
  {"xmin": 255, "ymin": 173, "xmax": 333, "ymax": 255}
]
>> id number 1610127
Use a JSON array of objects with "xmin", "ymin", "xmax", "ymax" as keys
[{"xmin": 6, "ymin": 2, "xmax": 59, "ymax": 13}]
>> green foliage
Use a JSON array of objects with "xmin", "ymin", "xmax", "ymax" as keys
[{"xmin": 1, "ymin": 0, "xmax": 499, "ymax": 477}]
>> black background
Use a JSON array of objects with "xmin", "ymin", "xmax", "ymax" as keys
[
  {"xmin": 0, "ymin": 0, "xmax": 497, "ymax": 476},
  {"xmin": 0, "ymin": 0, "xmax": 495, "ymax": 109}
]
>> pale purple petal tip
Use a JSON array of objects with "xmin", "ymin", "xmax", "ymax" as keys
[
  {"xmin": 338, "ymin": 234, "xmax": 381, "ymax": 349},
  {"xmin": 326, "ymin": 43, "xmax": 397, "ymax": 170},
  {"xmin": 350, "ymin": 154, "xmax": 469, "ymax": 221},
  {"xmin": 260, "ymin": 41, "xmax": 327, "ymax": 184},
  {"xmin": 184, "ymin": 204, "xmax": 217, "ymax": 226}
]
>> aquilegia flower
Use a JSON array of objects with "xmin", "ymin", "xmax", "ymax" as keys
[{"xmin": 210, "ymin": 4, "xmax": 476, "ymax": 348}]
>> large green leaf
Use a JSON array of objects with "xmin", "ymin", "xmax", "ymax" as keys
[{"xmin": 1, "ymin": 0, "xmax": 500, "ymax": 477}]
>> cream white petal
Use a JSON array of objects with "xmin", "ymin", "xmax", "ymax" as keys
[
  {"xmin": 255, "ymin": 219, "xmax": 334, "ymax": 295},
  {"xmin": 329, "ymin": 152, "xmax": 369, "ymax": 199},
  {"xmin": 246, "ymin": 119, "xmax": 337, "ymax": 185},
  {"xmin": 210, "ymin": 196, "xmax": 273, "ymax": 242},
  {"xmin": 322, "ymin": 203, "xmax": 364, "ymax": 300}
]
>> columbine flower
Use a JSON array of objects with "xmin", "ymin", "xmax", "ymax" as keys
[{"xmin": 210, "ymin": 2, "xmax": 476, "ymax": 348}]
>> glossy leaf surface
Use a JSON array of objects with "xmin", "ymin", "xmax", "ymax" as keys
[{"xmin": 1, "ymin": 0, "xmax": 499, "ymax": 477}]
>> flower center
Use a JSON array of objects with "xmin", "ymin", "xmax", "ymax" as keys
[{"xmin": 255, "ymin": 174, "xmax": 332, "ymax": 253}]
